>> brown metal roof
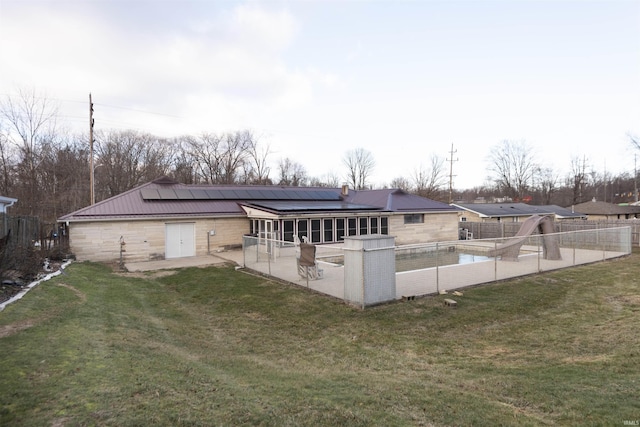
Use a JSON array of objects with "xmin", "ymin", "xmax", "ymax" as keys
[
  {"xmin": 344, "ymin": 189, "xmax": 459, "ymax": 212},
  {"xmin": 59, "ymin": 179, "xmax": 459, "ymax": 222}
]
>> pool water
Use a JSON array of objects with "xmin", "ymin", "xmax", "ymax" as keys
[{"xmin": 395, "ymin": 250, "xmax": 493, "ymax": 272}]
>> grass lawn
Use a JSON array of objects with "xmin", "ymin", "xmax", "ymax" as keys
[{"xmin": 1, "ymin": 253, "xmax": 639, "ymax": 426}]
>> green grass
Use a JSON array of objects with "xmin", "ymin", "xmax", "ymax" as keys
[{"xmin": 1, "ymin": 254, "xmax": 639, "ymax": 426}]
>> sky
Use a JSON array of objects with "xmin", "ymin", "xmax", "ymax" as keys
[{"xmin": 0, "ymin": 0, "xmax": 638, "ymax": 190}]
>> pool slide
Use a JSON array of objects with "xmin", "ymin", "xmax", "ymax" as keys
[{"xmin": 488, "ymin": 214, "xmax": 562, "ymax": 261}]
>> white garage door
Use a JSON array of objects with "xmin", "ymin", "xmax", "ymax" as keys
[{"xmin": 165, "ymin": 223, "xmax": 195, "ymax": 258}]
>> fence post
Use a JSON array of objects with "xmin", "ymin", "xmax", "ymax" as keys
[
  {"xmin": 435, "ymin": 242, "xmax": 439, "ymax": 294},
  {"xmin": 537, "ymin": 236, "xmax": 541, "ymax": 272},
  {"xmin": 494, "ymin": 241, "xmax": 498, "ymax": 281}
]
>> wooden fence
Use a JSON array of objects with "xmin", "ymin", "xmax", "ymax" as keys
[
  {"xmin": 461, "ymin": 220, "xmax": 640, "ymax": 246},
  {"xmin": 0, "ymin": 213, "xmax": 68, "ymax": 250}
]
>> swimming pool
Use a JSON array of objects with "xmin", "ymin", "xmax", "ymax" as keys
[{"xmin": 395, "ymin": 248, "xmax": 494, "ymax": 272}]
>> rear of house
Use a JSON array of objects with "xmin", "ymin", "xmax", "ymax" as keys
[{"xmin": 59, "ymin": 177, "xmax": 460, "ymax": 263}]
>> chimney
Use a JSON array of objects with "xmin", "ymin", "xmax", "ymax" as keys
[{"xmin": 341, "ymin": 184, "xmax": 349, "ymax": 196}]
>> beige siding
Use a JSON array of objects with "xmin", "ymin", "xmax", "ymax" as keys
[
  {"xmin": 389, "ymin": 212, "xmax": 459, "ymax": 245},
  {"xmin": 69, "ymin": 217, "xmax": 249, "ymax": 263}
]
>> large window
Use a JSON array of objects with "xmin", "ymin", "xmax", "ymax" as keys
[
  {"xmin": 359, "ymin": 217, "xmax": 368, "ymax": 235},
  {"xmin": 311, "ymin": 219, "xmax": 321, "ymax": 243},
  {"xmin": 336, "ymin": 218, "xmax": 345, "ymax": 241},
  {"xmin": 348, "ymin": 218, "xmax": 357, "ymax": 236},
  {"xmin": 283, "ymin": 220, "xmax": 295, "ymax": 242},
  {"xmin": 323, "ymin": 218, "xmax": 334, "ymax": 242},
  {"xmin": 381, "ymin": 217, "xmax": 389, "ymax": 234},
  {"xmin": 297, "ymin": 219, "xmax": 308, "ymax": 241},
  {"xmin": 404, "ymin": 214, "xmax": 424, "ymax": 224}
]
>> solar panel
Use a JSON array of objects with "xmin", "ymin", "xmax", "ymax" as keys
[
  {"xmin": 175, "ymin": 189, "xmax": 194, "ymax": 200},
  {"xmin": 157, "ymin": 188, "xmax": 177, "ymax": 199},
  {"xmin": 189, "ymin": 189, "xmax": 209, "ymax": 199},
  {"xmin": 205, "ymin": 189, "xmax": 225, "ymax": 199},
  {"xmin": 140, "ymin": 189, "xmax": 160, "ymax": 200},
  {"xmin": 143, "ymin": 185, "xmax": 343, "ymax": 201}
]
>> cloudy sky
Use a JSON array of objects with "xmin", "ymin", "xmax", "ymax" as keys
[{"xmin": 1, "ymin": 0, "xmax": 638, "ymax": 189}]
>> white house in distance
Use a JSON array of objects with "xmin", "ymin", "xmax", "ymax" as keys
[{"xmin": 59, "ymin": 177, "xmax": 461, "ymax": 263}]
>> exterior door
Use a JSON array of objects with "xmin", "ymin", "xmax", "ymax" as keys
[{"xmin": 165, "ymin": 223, "xmax": 195, "ymax": 258}]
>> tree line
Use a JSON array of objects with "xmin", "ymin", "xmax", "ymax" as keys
[{"xmin": 0, "ymin": 89, "xmax": 637, "ymax": 225}]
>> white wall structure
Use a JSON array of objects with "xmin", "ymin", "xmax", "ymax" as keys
[{"xmin": 344, "ymin": 235, "xmax": 396, "ymax": 308}]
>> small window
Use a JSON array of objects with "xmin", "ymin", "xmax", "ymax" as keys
[
  {"xmin": 370, "ymin": 217, "xmax": 378, "ymax": 234},
  {"xmin": 460, "ymin": 217, "xmax": 467, "ymax": 222},
  {"xmin": 404, "ymin": 214, "xmax": 424, "ymax": 224}
]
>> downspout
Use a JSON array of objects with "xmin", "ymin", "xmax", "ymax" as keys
[{"xmin": 2, "ymin": 199, "xmax": 16, "ymax": 236}]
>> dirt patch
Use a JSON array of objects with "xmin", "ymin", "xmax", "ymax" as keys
[
  {"xmin": 114, "ymin": 270, "xmax": 178, "ymax": 279},
  {"xmin": 56, "ymin": 283, "xmax": 87, "ymax": 302},
  {"xmin": 0, "ymin": 319, "xmax": 36, "ymax": 338}
]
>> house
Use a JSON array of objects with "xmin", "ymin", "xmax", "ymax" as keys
[
  {"xmin": 571, "ymin": 199, "xmax": 640, "ymax": 220},
  {"xmin": 58, "ymin": 177, "xmax": 461, "ymax": 263},
  {"xmin": 0, "ymin": 195, "xmax": 17, "ymax": 236},
  {"xmin": 452, "ymin": 203, "xmax": 587, "ymax": 223}
]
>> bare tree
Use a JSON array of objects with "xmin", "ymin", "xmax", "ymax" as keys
[
  {"xmin": 309, "ymin": 172, "xmax": 341, "ymax": 188},
  {"xmin": 412, "ymin": 155, "xmax": 447, "ymax": 200},
  {"xmin": 567, "ymin": 155, "xmax": 589, "ymax": 205},
  {"xmin": 0, "ymin": 126, "xmax": 16, "ymax": 195},
  {"xmin": 94, "ymin": 130, "xmax": 172, "ymax": 200},
  {"xmin": 278, "ymin": 157, "xmax": 307, "ymax": 186},
  {"xmin": 186, "ymin": 130, "xmax": 255, "ymax": 184},
  {"xmin": 186, "ymin": 133, "xmax": 223, "ymax": 184},
  {"xmin": 389, "ymin": 176, "xmax": 411, "ymax": 191},
  {"xmin": 536, "ymin": 166, "xmax": 559, "ymax": 205},
  {"xmin": 0, "ymin": 88, "xmax": 60, "ymax": 216},
  {"xmin": 39, "ymin": 137, "xmax": 90, "ymax": 221},
  {"xmin": 244, "ymin": 138, "xmax": 271, "ymax": 184},
  {"xmin": 487, "ymin": 140, "xmax": 537, "ymax": 201},
  {"xmin": 343, "ymin": 148, "xmax": 375, "ymax": 190},
  {"xmin": 170, "ymin": 137, "xmax": 198, "ymax": 184}
]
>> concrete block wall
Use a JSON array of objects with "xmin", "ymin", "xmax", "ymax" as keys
[
  {"xmin": 389, "ymin": 212, "xmax": 459, "ymax": 245},
  {"xmin": 68, "ymin": 216, "xmax": 249, "ymax": 263}
]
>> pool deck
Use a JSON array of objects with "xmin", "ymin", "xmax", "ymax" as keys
[{"xmin": 244, "ymin": 245, "xmax": 628, "ymax": 302}]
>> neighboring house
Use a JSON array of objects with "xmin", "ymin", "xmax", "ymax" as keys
[
  {"xmin": 59, "ymin": 177, "xmax": 461, "ymax": 263},
  {"xmin": 0, "ymin": 195, "xmax": 17, "ymax": 236},
  {"xmin": 0, "ymin": 196, "xmax": 17, "ymax": 214},
  {"xmin": 571, "ymin": 199, "xmax": 640, "ymax": 220},
  {"xmin": 452, "ymin": 203, "xmax": 587, "ymax": 223}
]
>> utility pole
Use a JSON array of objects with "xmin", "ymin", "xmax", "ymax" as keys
[
  {"xmin": 635, "ymin": 154, "xmax": 638, "ymax": 203},
  {"xmin": 447, "ymin": 143, "xmax": 458, "ymax": 204},
  {"xmin": 89, "ymin": 93, "xmax": 95, "ymax": 205}
]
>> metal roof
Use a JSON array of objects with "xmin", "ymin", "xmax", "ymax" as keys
[
  {"xmin": 344, "ymin": 189, "xmax": 460, "ymax": 212},
  {"xmin": 243, "ymin": 200, "xmax": 379, "ymax": 214},
  {"xmin": 59, "ymin": 178, "xmax": 460, "ymax": 222},
  {"xmin": 453, "ymin": 203, "xmax": 587, "ymax": 219}
]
